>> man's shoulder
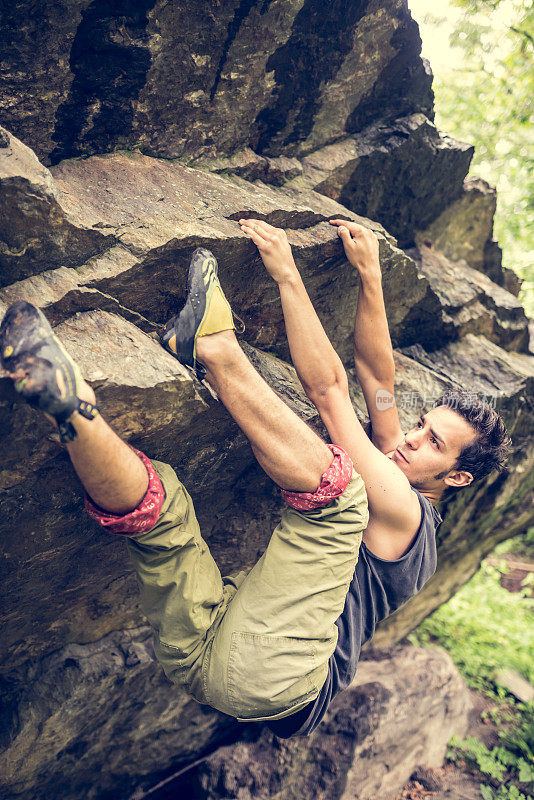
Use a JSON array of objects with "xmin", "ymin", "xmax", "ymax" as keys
[
  {"xmin": 374, "ymin": 452, "xmax": 422, "ymax": 527},
  {"xmin": 363, "ymin": 483, "xmax": 422, "ymax": 560},
  {"xmin": 363, "ymin": 483, "xmax": 439, "ymax": 562}
]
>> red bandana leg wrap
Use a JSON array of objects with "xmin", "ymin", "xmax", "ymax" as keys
[
  {"xmin": 281, "ymin": 444, "xmax": 354, "ymax": 510},
  {"xmin": 84, "ymin": 448, "xmax": 165, "ymax": 535}
]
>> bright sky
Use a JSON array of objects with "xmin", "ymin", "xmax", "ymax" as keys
[
  {"xmin": 408, "ymin": 0, "xmax": 464, "ymax": 70},
  {"xmin": 408, "ymin": 0, "xmax": 520, "ymax": 71}
]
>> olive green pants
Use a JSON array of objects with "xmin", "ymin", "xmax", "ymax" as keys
[{"xmin": 126, "ymin": 460, "xmax": 368, "ymax": 722}]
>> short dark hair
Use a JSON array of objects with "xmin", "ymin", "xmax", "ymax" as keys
[{"xmin": 433, "ymin": 389, "xmax": 511, "ymax": 484}]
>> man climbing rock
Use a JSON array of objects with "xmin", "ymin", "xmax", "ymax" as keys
[{"xmin": 0, "ymin": 219, "xmax": 510, "ymax": 737}]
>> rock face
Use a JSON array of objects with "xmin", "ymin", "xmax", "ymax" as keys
[
  {"xmin": 0, "ymin": 2, "xmax": 532, "ymax": 799},
  {"xmin": 406, "ymin": 244, "xmax": 529, "ymax": 352},
  {"xmin": 286, "ymin": 113, "xmax": 474, "ymax": 248},
  {"xmin": 154, "ymin": 647, "xmax": 470, "ymax": 800},
  {"xmin": 416, "ymin": 177, "xmax": 497, "ymax": 272},
  {"xmin": 2, "ymin": 643, "xmax": 469, "ymax": 800},
  {"xmin": 1, "ymin": 627, "xmax": 233, "ymax": 800},
  {"xmin": 1, "ymin": 0, "xmax": 433, "ymax": 165},
  {"xmin": 0, "ymin": 130, "xmax": 112, "ymax": 286},
  {"xmin": 415, "ymin": 176, "xmax": 523, "ymax": 294}
]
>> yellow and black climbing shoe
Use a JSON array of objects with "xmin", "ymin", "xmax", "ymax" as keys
[
  {"xmin": 160, "ymin": 248, "xmax": 243, "ymax": 380},
  {"xmin": 0, "ymin": 301, "xmax": 99, "ymax": 442}
]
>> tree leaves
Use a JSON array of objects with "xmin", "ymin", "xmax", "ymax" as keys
[{"xmin": 412, "ymin": 0, "xmax": 533, "ymax": 315}]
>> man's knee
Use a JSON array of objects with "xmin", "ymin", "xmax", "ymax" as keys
[
  {"xmin": 281, "ymin": 444, "xmax": 356, "ymax": 511},
  {"xmin": 84, "ymin": 448, "xmax": 166, "ymax": 535}
]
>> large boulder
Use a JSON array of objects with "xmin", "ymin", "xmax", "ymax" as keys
[
  {"xmin": 286, "ymin": 113, "xmax": 474, "ymax": 247},
  {"xmin": 0, "ymin": 2, "xmax": 532, "ymax": 798},
  {"xmin": 150, "ymin": 646, "xmax": 470, "ymax": 800},
  {"xmin": 0, "ymin": 134, "xmax": 532, "ymax": 799},
  {"xmin": 0, "ymin": 0, "xmax": 433, "ymax": 165},
  {"xmin": 1, "ymin": 643, "xmax": 469, "ymax": 800}
]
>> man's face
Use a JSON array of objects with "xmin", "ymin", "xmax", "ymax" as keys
[{"xmin": 391, "ymin": 406, "xmax": 477, "ymax": 491}]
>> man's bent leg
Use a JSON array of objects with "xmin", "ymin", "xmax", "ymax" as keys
[
  {"xmin": 1, "ymin": 312, "xmax": 229, "ymax": 701},
  {"xmin": 2, "ymin": 302, "xmax": 243, "ymax": 706},
  {"xmin": 62, "ymin": 395, "xmax": 232, "ymax": 699},
  {"xmin": 0, "ymin": 300, "xmax": 148, "ymax": 514},
  {"xmin": 86, "ymin": 455, "xmax": 235, "ymax": 699},
  {"xmin": 196, "ymin": 331, "xmax": 332, "ymax": 492},
  {"xmin": 203, "ymin": 447, "xmax": 369, "ymax": 722}
]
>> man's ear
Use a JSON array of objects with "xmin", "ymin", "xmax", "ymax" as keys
[{"xmin": 444, "ymin": 470, "xmax": 473, "ymax": 489}]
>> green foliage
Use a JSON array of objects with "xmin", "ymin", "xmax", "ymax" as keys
[
  {"xmin": 494, "ymin": 527, "xmax": 534, "ymax": 557},
  {"xmin": 480, "ymin": 785, "xmax": 529, "ymax": 800},
  {"xmin": 447, "ymin": 734, "xmax": 507, "ymax": 779},
  {"xmin": 447, "ymin": 711, "xmax": 534, "ymax": 796},
  {"xmin": 498, "ymin": 704, "xmax": 534, "ymax": 769},
  {"xmin": 410, "ymin": 537, "xmax": 534, "ymax": 798},
  {"xmin": 495, "ymin": 527, "xmax": 534, "ymax": 562},
  {"xmin": 414, "ymin": 0, "xmax": 533, "ymax": 316},
  {"xmin": 409, "ymin": 558, "xmax": 534, "ymax": 692}
]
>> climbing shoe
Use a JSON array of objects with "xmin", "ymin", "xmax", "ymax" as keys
[
  {"xmin": 160, "ymin": 248, "xmax": 243, "ymax": 379},
  {"xmin": 0, "ymin": 301, "xmax": 99, "ymax": 442}
]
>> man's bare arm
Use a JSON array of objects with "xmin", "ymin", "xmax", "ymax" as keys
[
  {"xmin": 238, "ymin": 218, "xmax": 347, "ymax": 401},
  {"xmin": 330, "ymin": 220, "xmax": 403, "ymax": 454},
  {"xmin": 238, "ymin": 218, "xmax": 420, "ymax": 535},
  {"xmin": 275, "ymin": 275, "xmax": 419, "ymax": 531},
  {"xmin": 316, "ymin": 386, "xmax": 420, "ymax": 534}
]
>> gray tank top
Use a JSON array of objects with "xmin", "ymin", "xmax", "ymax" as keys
[{"xmin": 268, "ymin": 487, "xmax": 442, "ymax": 738}]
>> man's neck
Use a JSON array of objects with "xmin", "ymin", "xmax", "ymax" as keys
[{"xmin": 410, "ymin": 484, "xmax": 443, "ymax": 505}]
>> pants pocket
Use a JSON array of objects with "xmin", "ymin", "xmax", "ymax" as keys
[{"xmin": 227, "ymin": 631, "xmax": 321, "ymax": 722}]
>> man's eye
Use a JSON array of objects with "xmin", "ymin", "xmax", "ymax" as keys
[{"xmin": 431, "ymin": 437, "xmax": 439, "ymax": 447}]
